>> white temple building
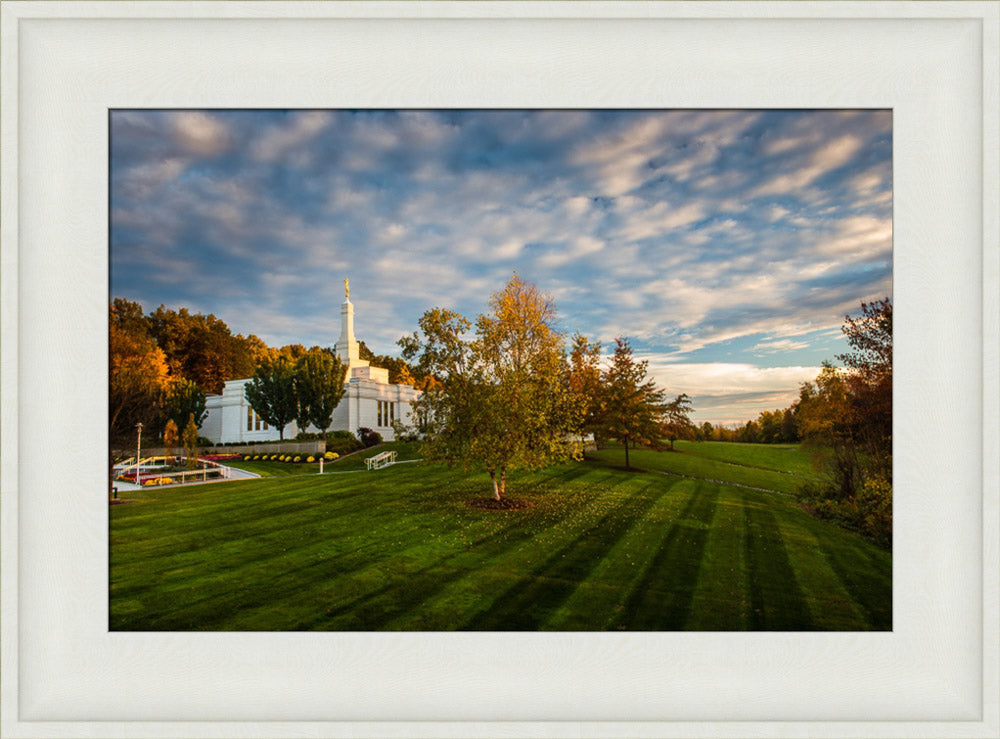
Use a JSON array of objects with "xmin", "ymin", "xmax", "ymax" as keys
[{"xmin": 201, "ymin": 283, "xmax": 420, "ymax": 444}]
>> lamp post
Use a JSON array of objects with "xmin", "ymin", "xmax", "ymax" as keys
[{"xmin": 136, "ymin": 422, "xmax": 143, "ymax": 486}]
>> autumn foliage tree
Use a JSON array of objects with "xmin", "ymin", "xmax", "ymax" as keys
[
  {"xmin": 402, "ymin": 275, "xmax": 579, "ymax": 501},
  {"xmin": 162, "ymin": 418, "xmax": 178, "ymax": 464},
  {"xmin": 109, "ymin": 299, "xmax": 172, "ymax": 444},
  {"xmin": 795, "ymin": 298, "xmax": 892, "ymax": 545},
  {"xmin": 566, "ymin": 333, "xmax": 604, "ymax": 443},
  {"xmin": 146, "ymin": 304, "xmax": 265, "ymax": 394},
  {"xmin": 837, "ymin": 297, "xmax": 892, "ymax": 480},
  {"xmin": 182, "ymin": 412, "xmax": 199, "ymax": 470}
]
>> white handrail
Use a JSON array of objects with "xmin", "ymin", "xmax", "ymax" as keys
[
  {"xmin": 365, "ymin": 450, "xmax": 398, "ymax": 470},
  {"xmin": 113, "ymin": 456, "xmax": 233, "ymax": 487}
]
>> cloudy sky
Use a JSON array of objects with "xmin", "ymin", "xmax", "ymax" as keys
[{"xmin": 110, "ymin": 109, "xmax": 892, "ymax": 425}]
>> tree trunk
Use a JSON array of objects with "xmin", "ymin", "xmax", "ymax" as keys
[
  {"xmin": 490, "ymin": 469, "xmax": 499, "ymax": 500},
  {"xmin": 624, "ymin": 436, "xmax": 630, "ymax": 468},
  {"xmin": 499, "ymin": 468, "xmax": 506, "ymax": 499}
]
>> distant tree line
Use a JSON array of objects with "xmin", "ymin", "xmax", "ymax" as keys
[{"xmin": 697, "ymin": 408, "xmax": 800, "ymax": 444}]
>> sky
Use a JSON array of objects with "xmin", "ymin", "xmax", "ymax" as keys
[{"xmin": 110, "ymin": 109, "xmax": 892, "ymax": 425}]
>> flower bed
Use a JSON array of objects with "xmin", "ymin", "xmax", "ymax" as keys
[
  {"xmin": 142, "ymin": 477, "xmax": 175, "ymax": 487},
  {"xmin": 239, "ymin": 451, "xmax": 340, "ymax": 464}
]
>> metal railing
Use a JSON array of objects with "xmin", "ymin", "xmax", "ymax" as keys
[
  {"xmin": 113, "ymin": 456, "xmax": 232, "ymax": 487},
  {"xmin": 365, "ymin": 451, "xmax": 397, "ymax": 470}
]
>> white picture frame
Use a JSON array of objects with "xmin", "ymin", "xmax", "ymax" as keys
[{"xmin": 1, "ymin": 2, "xmax": 997, "ymax": 737}]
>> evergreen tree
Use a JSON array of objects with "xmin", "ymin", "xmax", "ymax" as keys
[
  {"xmin": 663, "ymin": 393, "xmax": 695, "ymax": 450},
  {"xmin": 600, "ymin": 338, "xmax": 667, "ymax": 469}
]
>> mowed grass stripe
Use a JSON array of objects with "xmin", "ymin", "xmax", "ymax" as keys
[
  {"xmin": 814, "ymin": 530, "xmax": 892, "ymax": 630},
  {"xmin": 114, "ymin": 465, "xmax": 620, "ymax": 630},
  {"xmin": 743, "ymin": 497, "xmax": 813, "ymax": 629},
  {"xmin": 609, "ymin": 480, "xmax": 718, "ymax": 630},
  {"xmin": 292, "ymin": 512, "xmax": 543, "ymax": 630},
  {"xmin": 548, "ymin": 477, "xmax": 697, "ymax": 630},
  {"xmin": 779, "ymin": 522, "xmax": 871, "ymax": 630},
  {"xmin": 683, "ymin": 490, "xmax": 752, "ymax": 630}
]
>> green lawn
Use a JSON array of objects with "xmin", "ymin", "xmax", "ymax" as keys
[{"xmin": 109, "ymin": 442, "xmax": 891, "ymax": 631}]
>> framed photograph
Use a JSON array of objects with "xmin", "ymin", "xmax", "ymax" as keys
[{"xmin": 2, "ymin": 2, "xmax": 997, "ymax": 737}]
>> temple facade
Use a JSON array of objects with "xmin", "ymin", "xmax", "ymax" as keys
[{"xmin": 201, "ymin": 284, "xmax": 420, "ymax": 444}]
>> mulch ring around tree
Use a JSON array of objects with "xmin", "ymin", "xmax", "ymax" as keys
[{"xmin": 467, "ymin": 497, "xmax": 535, "ymax": 511}]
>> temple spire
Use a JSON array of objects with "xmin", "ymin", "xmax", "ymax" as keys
[{"xmin": 335, "ymin": 278, "xmax": 361, "ymax": 367}]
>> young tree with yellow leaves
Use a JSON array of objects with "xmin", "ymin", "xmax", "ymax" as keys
[{"xmin": 402, "ymin": 275, "xmax": 579, "ymax": 502}]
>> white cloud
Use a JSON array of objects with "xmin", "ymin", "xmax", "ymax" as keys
[
  {"xmin": 493, "ymin": 239, "xmax": 524, "ymax": 260},
  {"xmin": 171, "ymin": 112, "xmax": 230, "ymax": 156},
  {"xmin": 751, "ymin": 338, "xmax": 810, "ymax": 354},
  {"xmin": 563, "ymin": 196, "xmax": 591, "ymax": 217},
  {"xmin": 764, "ymin": 135, "xmax": 809, "ymax": 156},
  {"xmin": 251, "ymin": 111, "xmax": 331, "ymax": 162},
  {"xmin": 379, "ymin": 223, "xmax": 407, "ymax": 242},
  {"xmin": 768, "ymin": 204, "xmax": 790, "ymax": 222},
  {"xmin": 537, "ymin": 236, "xmax": 604, "ymax": 268},
  {"xmin": 816, "ymin": 215, "xmax": 892, "ymax": 259},
  {"xmin": 753, "ymin": 134, "xmax": 863, "ymax": 197},
  {"xmin": 615, "ymin": 201, "xmax": 706, "ymax": 242},
  {"xmin": 119, "ymin": 157, "xmax": 186, "ymax": 198}
]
